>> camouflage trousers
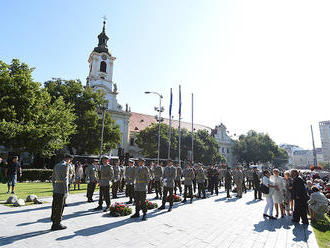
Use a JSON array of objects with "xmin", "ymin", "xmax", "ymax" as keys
[
  {"xmin": 98, "ymin": 185, "xmax": 111, "ymax": 207},
  {"xmin": 154, "ymin": 180, "xmax": 162, "ymax": 197},
  {"xmin": 51, "ymin": 193, "xmax": 66, "ymax": 225},
  {"xmin": 162, "ymin": 186, "xmax": 174, "ymax": 206},
  {"xmin": 126, "ymin": 184, "xmax": 135, "ymax": 201},
  {"xmin": 134, "ymin": 191, "xmax": 147, "ymax": 214},
  {"xmin": 174, "ymin": 180, "xmax": 182, "ymax": 195},
  {"xmin": 184, "ymin": 185, "xmax": 193, "ymax": 200}
]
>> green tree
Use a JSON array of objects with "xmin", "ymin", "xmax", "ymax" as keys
[
  {"xmin": 136, "ymin": 123, "xmax": 225, "ymax": 164},
  {"xmin": 233, "ymin": 130, "xmax": 288, "ymax": 167},
  {"xmin": 44, "ymin": 78, "xmax": 121, "ymax": 154},
  {"xmin": 0, "ymin": 59, "xmax": 76, "ymax": 158}
]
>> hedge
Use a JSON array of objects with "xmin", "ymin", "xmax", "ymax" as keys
[{"xmin": 18, "ymin": 169, "xmax": 53, "ymax": 182}]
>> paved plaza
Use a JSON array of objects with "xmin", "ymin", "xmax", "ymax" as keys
[{"xmin": 0, "ymin": 189, "xmax": 319, "ymax": 248}]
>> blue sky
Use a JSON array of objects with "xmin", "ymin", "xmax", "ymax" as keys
[{"xmin": 1, "ymin": 0, "xmax": 330, "ymax": 149}]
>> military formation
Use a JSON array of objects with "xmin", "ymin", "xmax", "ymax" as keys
[{"xmin": 51, "ymin": 154, "xmax": 263, "ymax": 231}]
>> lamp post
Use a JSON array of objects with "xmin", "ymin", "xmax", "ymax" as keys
[
  {"xmin": 145, "ymin": 91, "xmax": 163, "ymax": 164},
  {"xmin": 99, "ymin": 101, "xmax": 108, "ymax": 157}
]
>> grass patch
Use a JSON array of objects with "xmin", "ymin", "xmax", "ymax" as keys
[
  {"xmin": 0, "ymin": 182, "xmax": 98, "ymax": 207},
  {"xmin": 311, "ymin": 214, "xmax": 330, "ymax": 248}
]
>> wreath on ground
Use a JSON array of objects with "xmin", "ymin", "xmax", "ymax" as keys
[
  {"xmin": 110, "ymin": 202, "xmax": 132, "ymax": 217},
  {"xmin": 146, "ymin": 200, "xmax": 158, "ymax": 209},
  {"xmin": 166, "ymin": 194, "xmax": 182, "ymax": 202}
]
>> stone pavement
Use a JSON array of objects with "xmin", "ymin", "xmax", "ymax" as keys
[{"xmin": 0, "ymin": 189, "xmax": 319, "ymax": 248}]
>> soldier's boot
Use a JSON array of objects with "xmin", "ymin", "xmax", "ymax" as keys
[
  {"xmin": 190, "ymin": 198, "xmax": 193, "ymax": 204},
  {"xmin": 182, "ymin": 198, "xmax": 187, "ymax": 203},
  {"xmin": 168, "ymin": 206, "xmax": 172, "ymax": 212},
  {"xmin": 51, "ymin": 223, "xmax": 67, "ymax": 231},
  {"xmin": 130, "ymin": 212, "xmax": 140, "ymax": 218},
  {"xmin": 158, "ymin": 205, "xmax": 165, "ymax": 210},
  {"xmin": 93, "ymin": 206, "xmax": 103, "ymax": 211},
  {"xmin": 141, "ymin": 213, "xmax": 147, "ymax": 221}
]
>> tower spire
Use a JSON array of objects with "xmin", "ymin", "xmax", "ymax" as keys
[{"xmin": 94, "ymin": 18, "xmax": 110, "ymax": 55}]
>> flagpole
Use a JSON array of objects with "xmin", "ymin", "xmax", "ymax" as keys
[
  {"xmin": 178, "ymin": 85, "xmax": 182, "ymax": 165},
  {"xmin": 168, "ymin": 88, "xmax": 173, "ymax": 160},
  {"xmin": 191, "ymin": 93, "xmax": 194, "ymax": 164}
]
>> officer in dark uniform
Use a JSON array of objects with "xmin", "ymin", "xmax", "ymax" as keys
[
  {"xmin": 86, "ymin": 158, "xmax": 99, "ymax": 202},
  {"xmin": 291, "ymin": 169, "xmax": 309, "ymax": 224},
  {"xmin": 130, "ymin": 158, "xmax": 150, "ymax": 221},
  {"xmin": 125, "ymin": 159, "xmax": 135, "ymax": 204},
  {"xmin": 225, "ymin": 167, "xmax": 232, "ymax": 198},
  {"xmin": 94, "ymin": 156, "xmax": 113, "ymax": 212},
  {"xmin": 209, "ymin": 164, "xmax": 220, "ymax": 195},
  {"xmin": 50, "ymin": 154, "xmax": 73, "ymax": 231}
]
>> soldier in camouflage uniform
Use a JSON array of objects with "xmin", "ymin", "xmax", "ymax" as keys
[
  {"xmin": 174, "ymin": 162, "xmax": 182, "ymax": 195},
  {"xmin": 94, "ymin": 156, "xmax": 113, "ymax": 212},
  {"xmin": 50, "ymin": 154, "xmax": 73, "ymax": 231},
  {"xmin": 130, "ymin": 158, "xmax": 150, "ymax": 221},
  {"xmin": 112, "ymin": 160, "xmax": 120, "ymax": 198},
  {"xmin": 86, "ymin": 158, "xmax": 99, "ymax": 202},
  {"xmin": 125, "ymin": 159, "xmax": 135, "ymax": 204},
  {"xmin": 147, "ymin": 161, "xmax": 154, "ymax": 194},
  {"xmin": 158, "ymin": 160, "xmax": 177, "ymax": 212},
  {"xmin": 234, "ymin": 167, "xmax": 244, "ymax": 198},
  {"xmin": 182, "ymin": 162, "xmax": 195, "ymax": 203},
  {"xmin": 153, "ymin": 162, "xmax": 163, "ymax": 199},
  {"xmin": 195, "ymin": 163, "xmax": 207, "ymax": 198}
]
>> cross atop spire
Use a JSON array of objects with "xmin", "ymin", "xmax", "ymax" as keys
[{"xmin": 94, "ymin": 18, "xmax": 110, "ymax": 55}]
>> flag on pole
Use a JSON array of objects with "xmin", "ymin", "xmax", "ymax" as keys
[
  {"xmin": 178, "ymin": 85, "xmax": 182, "ymax": 117},
  {"xmin": 169, "ymin": 88, "xmax": 173, "ymax": 118}
]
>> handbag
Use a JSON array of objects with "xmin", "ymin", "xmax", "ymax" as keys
[{"xmin": 260, "ymin": 183, "xmax": 269, "ymax": 194}]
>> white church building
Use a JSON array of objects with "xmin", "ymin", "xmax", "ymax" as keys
[{"xmin": 86, "ymin": 21, "xmax": 236, "ymax": 164}]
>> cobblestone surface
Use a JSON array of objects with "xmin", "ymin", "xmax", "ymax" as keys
[{"xmin": 0, "ymin": 189, "xmax": 319, "ymax": 248}]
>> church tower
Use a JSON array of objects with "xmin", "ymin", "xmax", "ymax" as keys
[{"xmin": 87, "ymin": 21, "xmax": 131, "ymax": 155}]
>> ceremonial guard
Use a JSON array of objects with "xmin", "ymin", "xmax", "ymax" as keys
[
  {"xmin": 86, "ymin": 158, "xmax": 99, "ymax": 202},
  {"xmin": 252, "ymin": 167, "xmax": 262, "ymax": 200},
  {"xmin": 182, "ymin": 162, "xmax": 195, "ymax": 203},
  {"xmin": 195, "ymin": 163, "xmax": 206, "ymax": 198},
  {"xmin": 225, "ymin": 167, "xmax": 232, "ymax": 198},
  {"xmin": 218, "ymin": 166, "xmax": 226, "ymax": 188},
  {"xmin": 174, "ymin": 162, "xmax": 182, "ymax": 195},
  {"xmin": 50, "ymin": 154, "xmax": 73, "ymax": 231},
  {"xmin": 209, "ymin": 164, "xmax": 219, "ymax": 195},
  {"xmin": 247, "ymin": 168, "xmax": 254, "ymax": 190},
  {"xmin": 130, "ymin": 158, "xmax": 150, "ymax": 221},
  {"xmin": 153, "ymin": 162, "xmax": 163, "ymax": 199},
  {"xmin": 112, "ymin": 160, "xmax": 120, "ymax": 198},
  {"xmin": 158, "ymin": 160, "xmax": 177, "ymax": 212},
  {"xmin": 125, "ymin": 159, "xmax": 135, "ymax": 204},
  {"xmin": 94, "ymin": 156, "xmax": 113, "ymax": 212}
]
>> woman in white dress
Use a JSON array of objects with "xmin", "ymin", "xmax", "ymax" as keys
[
  {"xmin": 262, "ymin": 170, "xmax": 278, "ymax": 219},
  {"xmin": 270, "ymin": 169, "xmax": 285, "ymax": 218}
]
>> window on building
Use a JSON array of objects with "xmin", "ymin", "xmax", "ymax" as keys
[
  {"xmin": 130, "ymin": 138, "xmax": 135, "ymax": 146},
  {"xmin": 100, "ymin": 61, "xmax": 107, "ymax": 72}
]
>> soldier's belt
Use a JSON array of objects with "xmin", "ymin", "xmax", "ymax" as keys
[{"xmin": 136, "ymin": 180, "xmax": 147, "ymax": 183}]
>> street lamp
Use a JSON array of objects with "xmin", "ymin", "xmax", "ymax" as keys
[
  {"xmin": 99, "ymin": 101, "xmax": 109, "ymax": 157},
  {"xmin": 144, "ymin": 91, "xmax": 164, "ymax": 164}
]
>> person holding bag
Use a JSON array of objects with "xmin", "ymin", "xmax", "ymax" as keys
[{"xmin": 262, "ymin": 170, "xmax": 278, "ymax": 220}]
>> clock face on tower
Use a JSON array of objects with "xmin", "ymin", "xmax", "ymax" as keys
[{"xmin": 101, "ymin": 55, "xmax": 107, "ymax": 60}]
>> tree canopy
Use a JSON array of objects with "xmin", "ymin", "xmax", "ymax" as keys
[
  {"xmin": 44, "ymin": 78, "xmax": 121, "ymax": 154},
  {"xmin": 0, "ymin": 59, "xmax": 76, "ymax": 157},
  {"xmin": 136, "ymin": 123, "xmax": 226, "ymax": 164},
  {"xmin": 233, "ymin": 130, "xmax": 289, "ymax": 167}
]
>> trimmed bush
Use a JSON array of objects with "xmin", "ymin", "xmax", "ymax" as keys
[{"xmin": 19, "ymin": 169, "xmax": 53, "ymax": 182}]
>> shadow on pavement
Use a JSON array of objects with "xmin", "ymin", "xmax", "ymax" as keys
[
  {"xmin": 254, "ymin": 217, "xmax": 294, "ymax": 233},
  {"xmin": 246, "ymin": 200, "xmax": 260, "ymax": 205},
  {"xmin": 16, "ymin": 208, "xmax": 100, "ymax": 226},
  {"xmin": 214, "ymin": 197, "xmax": 227, "ymax": 202},
  {"xmin": 0, "ymin": 230, "xmax": 51, "ymax": 246},
  {"xmin": 292, "ymin": 223, "xmax": 312, "ymax": 242}
]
